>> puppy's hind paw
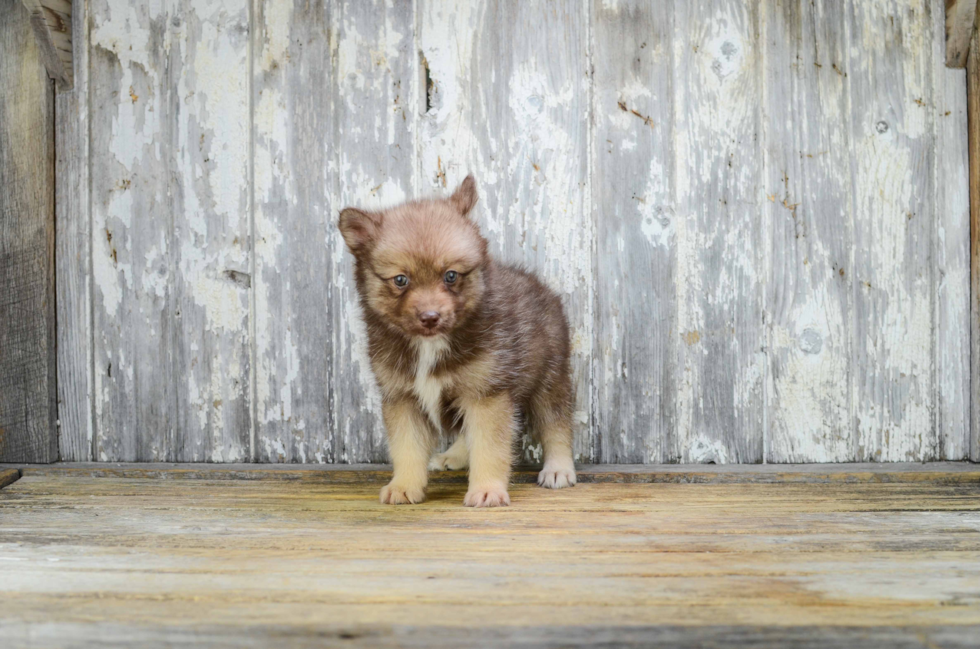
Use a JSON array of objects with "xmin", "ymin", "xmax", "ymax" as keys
[
  {"xmin": 380, "ymin": 482, "xmax": 426, "ymax": 505},
  {"xmin": 428, "ymin": 451, "xmax": 469, "ymax": 471},
  {"xmin": 537, "ymin": 460, "xmax": 577, "ymax": 489}
]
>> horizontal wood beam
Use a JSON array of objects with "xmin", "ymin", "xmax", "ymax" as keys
[
  {"xmin": 3, "ymin": 462, "xmax": 979, "ymax": 485},
  {"xmin": 21, "ymin": 0, "xmax": 71, "ymax": 89}
]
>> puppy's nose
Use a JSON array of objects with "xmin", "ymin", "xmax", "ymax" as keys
[{"xmin": 419, "ymin": 311, "xmax": 440, "ymax": 328}]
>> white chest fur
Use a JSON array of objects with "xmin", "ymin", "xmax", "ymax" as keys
[{"xmin": 412, "ymin": 337, "xmax": 449, "ymax": 432}]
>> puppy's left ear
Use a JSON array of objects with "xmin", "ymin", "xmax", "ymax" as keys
[
  {"xmin": 449, "ymin": 174, "xmax": 478, "ymax": 216},
  {"xmin": 338, "ymin": 207, "xmax": 382, "ymax": 256}
]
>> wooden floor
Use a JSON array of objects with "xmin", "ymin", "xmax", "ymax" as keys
[{"xmin": 1, "ymin": 463, "xmax": 979, "ymax": 648}]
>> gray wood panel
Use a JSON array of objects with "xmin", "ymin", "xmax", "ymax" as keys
[
  {"xmin": 933, "ymin": 6, "xmax": 972, "ymax": 461},
  {"xmin": 592, "ymin": 1, "xmax": 675, "ymax": 463},
  {"xmin": 56, "ymin": 0, "xmax": 92, "ymax": 462},
  {"xmin": 55, "ymin": 0, "xmax": 973, "ymax": 464},
  {"xmin": 418, "ymin": 0, "xmax": 594, "ymax": 462},
  {"xmin": 669, "ymin": 0, "xmax": 766, "ymax": 463},
  {"xmin": 847, "ymin": 0, "xmax": 937, "ymax": 461},
  {"xmin": 969, "ymin": 9, "xmax": 980, "ymax": 464},
  {"xmin": 330, "ymin": 0, "xmax": 417, "ymax": 461},
  {"xmin": 253, "ymin": 0, "xmax": 414, "ymax": 463},
  {"xmin": 170, "ymin": 0, "xmax": 251, "ymax": 462},
  {"xmin": 251, "ymin": 0, "xmax": 337, "ymax": 463},
  {"xmin": 90, "ymin": 0, "xmax": 179, "ymax": 461},
  {"xmin": 763, "ymin": 0, "xmax": 853, "ymax": 462},
  {"xmin": 0, "ymin": 0, "xmax": 57, "ymax": 463}
]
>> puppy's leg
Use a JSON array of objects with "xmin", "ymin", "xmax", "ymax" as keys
[
  {"xmin": 531, "ymin": 378, "xmax": 577, "ymax": 489},
  {"xmin": 380, "ymin": 397, "xmax": 433, "ymax": 505},
  {"xmin": 460, "ymin": 393, "xmax": 516, "ymax": 507},
  {"xmin": 428, "ymin": 434, "xmax": 469, "ymax": 471}
]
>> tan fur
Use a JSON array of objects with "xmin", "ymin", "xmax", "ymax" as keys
[{"xmin": 339, "ymin": 175, "xmax": 576, "ymax": 507}]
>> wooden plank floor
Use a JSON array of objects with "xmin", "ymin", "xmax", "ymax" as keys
[{"xmin": 1, "ymin": 464, "xmax": 979, "ymax": 647}]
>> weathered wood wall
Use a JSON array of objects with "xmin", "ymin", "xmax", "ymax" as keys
[
  {"xmin": 0, "ymin": 0, "xmax": 57, "ymax": 463},
  {"xmin": 56, "ymin": 0, "xmax": 972, "ymax": 463}
]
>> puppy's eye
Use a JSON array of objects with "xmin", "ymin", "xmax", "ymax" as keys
[
  {"xmin": 444, "ymin": 270, "xmax": 458, "ymax": 285},
  {"xmin": 393, "ymin": 275, "xmax": 409, "ymax": 288}
]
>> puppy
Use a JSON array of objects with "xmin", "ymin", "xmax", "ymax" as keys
[{"xmin": 338, "ymin": 175, "xmax": 576, "ymax": 507}]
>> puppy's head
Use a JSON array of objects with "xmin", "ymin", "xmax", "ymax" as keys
[{"xmin": 339, "ymin": 175, "xmax": 487, "ymax": 339}]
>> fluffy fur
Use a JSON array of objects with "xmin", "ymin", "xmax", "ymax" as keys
[{"xmin": 338, "ymin": 175, "xmax": 576, "ymax": 507}]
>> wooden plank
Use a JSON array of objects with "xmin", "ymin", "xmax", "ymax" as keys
[
  {"xmin": 0, "ymin": 0, "xmax": 57, "ymax": 463},
  {"xmin": 969, "ymin": 11, "xmax": 980, "ymax": 463},
  {"xmin": 21, "ymin": 0, "xmax": 72, "ymax": 89},
  {"xmin": 251, "ymin": 0, "xmax": 336, "ymax": 463},
  {"xmin": 592, "ymin": 2, "xmax": 674, "ymax": 463},
  {"xmin": 0, "ymin": 468, "xmax": 20, "ymax": 489},
  {"xmin": 170, "ymin": 0, "xmax": 251, "ymax": 461},
  {"xmin": 947, "ymin": 0, "xmax": 978, "ymax": 68},
  {"xmin": 55, "ymin": 0, "xmax": 91, "ymax": 461},
  {"xmin": 1, "ymin": 624, "xmax": 978, "ymax": 649},
  {"xmin": 330, "ymin": 0, "xmax": 418, "ymax": 462},
  {"xmin": 91, "ymin": 0, "xmax": 251, "ymax": 461},
  {"xmin": 763, "ymin": 0, "xmax": 852, "ymax": 462},
  {"xmin": 847, "ymin": 0, "xmax": 937, "ymax": 461},
  {"xmin": 6, "ymin": 462, "xmax": 979, "ymax": 485},
  {"xmin": 934, "ymin": 1, "xmax": 973, "ymax": 460},
  {"xmin": 669, "ymin": 0, "xmax": 765, "ymax": 463},
  {"xmin": 418, "ymin": 0, "xmax": 594, "ymax": 461},
  {"xmin": 90, "ymin": 0, "xmax": 176, "ymax": 461},
  {"xmin": 252, "ymin": 1, "xmax": 415, "ymax": 463},
  {"xmin": 0, "ymin": 474, "xmax": 978, "ymax": 646}
]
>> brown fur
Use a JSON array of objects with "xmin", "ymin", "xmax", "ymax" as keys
[{"xmin": 339, "ymin": 176, "xmax": 576, "ymax": 507}]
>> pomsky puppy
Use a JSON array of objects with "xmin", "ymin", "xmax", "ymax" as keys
[{"xmin": 338, "ymin": 175, "xmax": 576, "ymax": 507}]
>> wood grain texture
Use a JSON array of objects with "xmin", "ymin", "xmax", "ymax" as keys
[
  {"xmin": 969, "ymin": 13, "xmax": 980, "ymax": 463},
  {"xmin": 670, "ymin": 0, "xmax": 766, "ymax": 463},
  {"xmin": 418, "ymin": 0, "xmax": 594, "ymax": 462},
  {"xmin": 251, "ymin": 0, "xmax": 336, "ymax": 463},
  {"xmin": 90, "ymin": 0, "xmax": 176, "ymax": 461},
  {"xmin": 6, "ymin": 461, "xmax": 980, "ymax": 485},
  {"xmin": 252, "ymin": 0, "xmax": 415, "ymax": 463},
  {"xmin": 1, "ymin": 472, "xmax": 979, "ymax": 646},
  {"xmin": 56, "ymin": 0, "xmax": 91, "ymax": 462},
  {"xmin": 763, "ymin": 0, "xmax": 851, "ymax": 462},
  {"xmin": 22, "ymin": 0, "xmax": 73, "ymax": 89},
  {"xmin": 90, "ymin": 0, "xmax": 251, "ymax": 461},
  {"xmin": 2, "ymin": 624, "xmax": 979, "ymax": 649},
  {"xmin": 592, "ymin": 1, "xmax": 675, "ymax": 463},
  {"xmin": 934, "ymin": 1, "xmax": 972, "ymax": 460},
  {"xmin": 0, "ymin": 0, "xmax": 57, "ymax": 463},
  {"xmin": 170, "ymin": 0, "xmax": 251, "ymax": 462},
  {"xmin": 0, "ymin": 468, "xmax": 20, "ymax": 489},
  {"xmin": 946, "ymin": 0, "xmax": 978, "ymax": 68},
  {"xmin": 847, "ymin": 0, "xmax": 938, "ymax": 461},
  {"xmin": 56, "ymin": 0, "xmax": 973, "ymax": 464}
]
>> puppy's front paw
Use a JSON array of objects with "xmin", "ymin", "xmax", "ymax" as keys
[
  {"xmin": 463, "ymin": 484, "xmax": 511, "ymax": 508},
  {"xmin": 537, "ymin": 459, "xmax": 577, "ymax": 489},
  {"xmin": 380, "ymin": 481, "xmax": 426, "ymax": 505},
  {"xmin": 428, "ymin": 451, "xmax": 469, "ymax": 471}
]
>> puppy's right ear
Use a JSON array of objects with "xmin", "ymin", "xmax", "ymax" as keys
[{"xmin": 338, "ymin": 208, "xmax": 382, "ymax": 255}]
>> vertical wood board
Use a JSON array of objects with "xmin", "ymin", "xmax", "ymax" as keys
[
  {"xmin": 56, "ymin": 0, "xmax": 93, "ymax": 461},
  {"xmin": 669, "ymin": 0, "xmax": 766, "ymax": 463},
  {"xmin": 0, "ymin": 0, "xmax": 57, "ymax": 463},
  {"xmin": 762, "ymin": 0, "xmax": 853, "ymax": 462},
  {"xmin": 418, "ymin": 0, "xmax": 594, "ymax": 462},
  {"xmin": 592, "ymin": 1, "xmax": 676, "ymax": 463}
]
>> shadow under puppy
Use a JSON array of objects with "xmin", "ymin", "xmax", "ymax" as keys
[{"xmin": 338, "ymin": 175, "xmax": 576, "ymax": 507}]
